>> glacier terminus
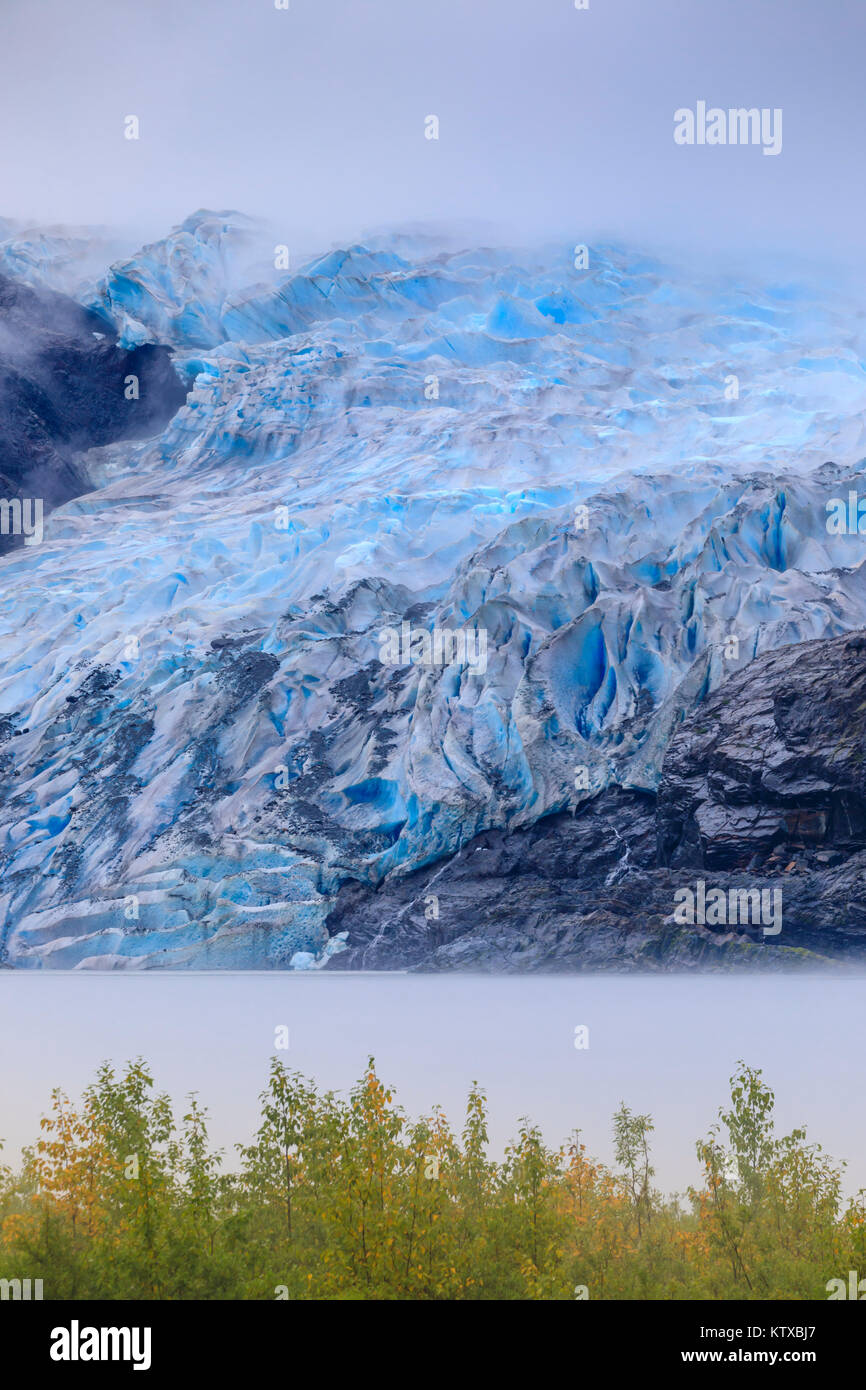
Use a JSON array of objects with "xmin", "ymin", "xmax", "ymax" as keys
[{"xmin": 1, "ymin": 211, "xmax": 866, "ymax": 970}]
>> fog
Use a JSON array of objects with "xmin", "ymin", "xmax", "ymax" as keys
[{"xmin": 1, "ymin": 0, "xmax": 865, "ymax": 262}]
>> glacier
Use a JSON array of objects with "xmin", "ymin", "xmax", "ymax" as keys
[{"xmin": 1, "ymin": 209, "xmax": 866, "ymax": 968}]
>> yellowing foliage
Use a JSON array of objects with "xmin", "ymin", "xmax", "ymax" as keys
[{"xmin": 0, "ymin": 1059, "xmax": 861, "ymax": 1300}]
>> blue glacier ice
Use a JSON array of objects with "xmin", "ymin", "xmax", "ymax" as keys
[{"xmin": 1, "ymin": 210, "xmax": 866, "ymax": 967}]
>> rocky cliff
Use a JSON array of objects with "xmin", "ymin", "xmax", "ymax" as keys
[{"xmin": 326, "ymin": 630, "xmax": 866, "ymax": 970}]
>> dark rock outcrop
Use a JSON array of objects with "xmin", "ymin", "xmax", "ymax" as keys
[
  {"xmin": 658, "ymin": 632, "xmax": 866, "ymax": 869},
  {"xmin": 325, "ymin": 630, "xmax": 866, "ymax": 971},
  {"xmin": 0, "ymin": 272, "xmax": 187, "ymax": 551}
]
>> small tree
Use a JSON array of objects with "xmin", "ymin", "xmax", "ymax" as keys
[{"xmin": 613, "ymin": 1102, "xmax": 655, "ymax": 1240}]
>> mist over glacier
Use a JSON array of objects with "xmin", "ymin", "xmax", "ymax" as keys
[{"xmin": 1, "ymin": 210, "xmax": 866, "ymax": 968}]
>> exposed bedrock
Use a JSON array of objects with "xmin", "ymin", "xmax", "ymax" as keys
[
  {"xmin": 0, "ymin": 272, "xmax": 187, "ymax": 552},
  {"xmin": 326, "ymin": 630, "xmax": 866, "ymax": 970}
]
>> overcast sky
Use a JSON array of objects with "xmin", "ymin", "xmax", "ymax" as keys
[{"xmin": 1, "ymin": 0, "xmax": 865, "ymax": 261}]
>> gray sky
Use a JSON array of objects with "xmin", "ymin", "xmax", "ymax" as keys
[
  {"xmin": 2, "ymin": 974, "xmax": 865, "ymax": 1198},
  {"xmin": 1, "ymin": 0, "xmax": 865, "ymax": 259}
]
